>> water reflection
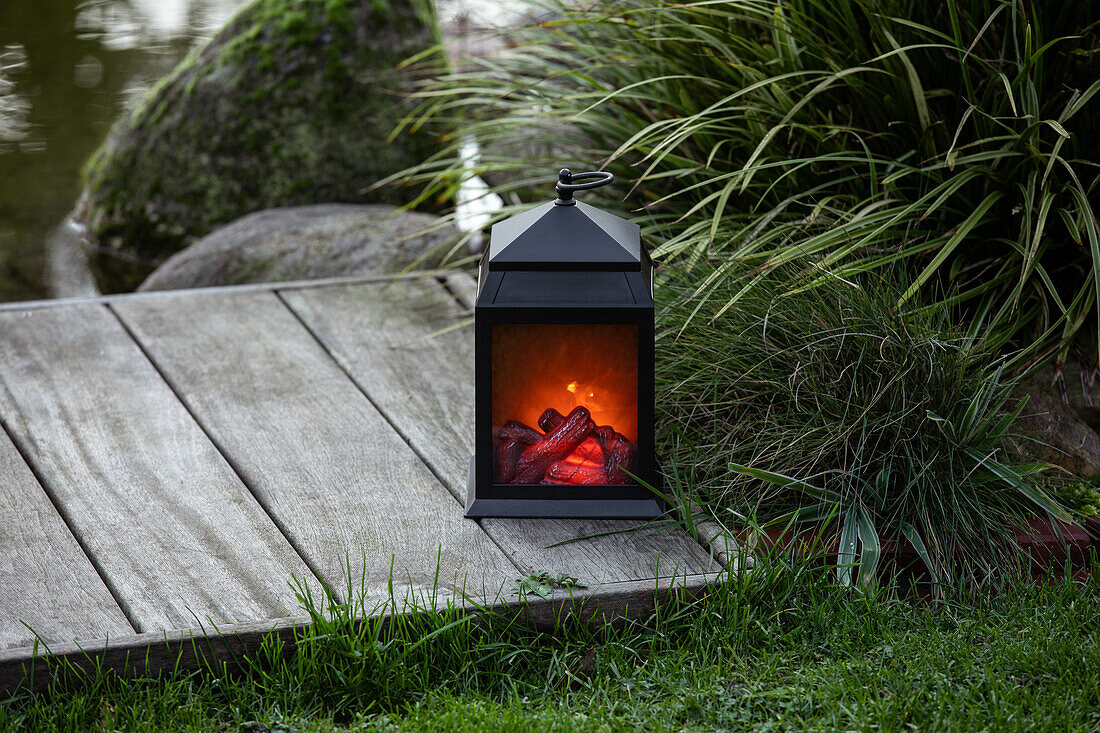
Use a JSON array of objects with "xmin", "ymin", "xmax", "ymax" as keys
[
  {"xmin": 75, "ymin": 0, "xmax": 242, "ymax": 52},
  {"xmin": 0, "ymin": 0, "xmax": 246, "ymax": 301},
  {"xmin": 0, "ymin": 44, "xmax": 31, "ymax": 150},
  {"xmin": 456, "ymin": 137, "xmax": 502, "ymax": 251},
  {"xmin": 73, "ymin": 54, "xmax": 104, "ymax": 88},
  {"xmin": 76, "ymin": 0, "xmax": 144, "ymax": 51}
]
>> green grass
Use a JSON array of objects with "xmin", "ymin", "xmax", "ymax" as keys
[{"xmin": 3, "ymin": 554, "xmax": 1098, "ymax": 731}]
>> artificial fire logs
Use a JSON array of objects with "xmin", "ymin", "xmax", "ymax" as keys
[{"xmin": 493, "ymin": 406, "xmax": 637, "ymax": 485}]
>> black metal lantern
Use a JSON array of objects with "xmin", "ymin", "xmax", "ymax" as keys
[{"xmin": 465, "ymin": 168, "xmax": 662, "ymax": 518}]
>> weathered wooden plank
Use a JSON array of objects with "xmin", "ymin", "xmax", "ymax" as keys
[
  {"xmin": 0, "ymin": 428, "xmax": 133, "ymax": 650},
  {"xmin": 114, "ymin": 291, "xmax": 521, "ymax": 605},
  {"xmin": 0, "ymin": 569, "xmax": 719, "ymax": 695},
  {"xmin": 281, "ymin": 278, "xmax": 717, "ymax": 584},
  {"xmin": 0, "ymin": 304, "xmax": 316, "ymax": 632}
]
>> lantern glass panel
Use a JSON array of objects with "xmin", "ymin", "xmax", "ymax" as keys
[{"xmin": 491, "ymin": 323, "xmax": 638, "ymax": 485}]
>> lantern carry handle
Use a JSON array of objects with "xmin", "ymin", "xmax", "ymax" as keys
[{"xmin": 555, "ymin": 168, "xmax": 614, "ymax": 206}]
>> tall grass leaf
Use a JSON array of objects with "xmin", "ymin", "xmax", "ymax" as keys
[
  {"xmin": 963, "ymin": 3, "xmax": 1007, "ymax": 62},
  {"xmin": 708, "ymin": 178, "xmax": 739, "ymax": 244},
  {"xmin": 729, "ymin": 463, "xmax": 828, "ymax": 500},
  {"xmin": 1012, "ymin": 190, "xmax": 1055, "ymax": 307},
  {"xmin": 899, "ymin": 191, "xmax": 1002, "ymax": 305},
  {"xmin": 882, "ymin": 30, "xmax": 930, "ymax": 132},
  {"xmin": 768, "ymin": 502, "xmax": 838, "ymax": 527},
  {"xmin": 1041, "ymin": 134, "xmax": 1067, "ymax": 188},
  {"xmin": 1062, "ymin": 79, "xmax": 1100, "ymax": 121},
  {"xmin": 1058, "ymin": 206, "xmax": 1081, "ymax": 245},
  {"xmin": 1044, "ymin": 120, "xmax": 1071, "ymax": 139},
  {"xmin": 772, "ymin": 3, "xmax": 799, "ymax": 69},
  {"xmin": 853, "ymin": 504, "xmax": 880, "ymax": 587},
  {"xmin": 737, "ymin": 66, "xmax": 880, "ymax": 193},
  {"xmin": 1033, "ymin": 262, "xmax": 1067, "ymax": 315},
  {"xmin": 1065, "ymin": 186, "xmax": 1100, "ymax": 349},
  {"xmin": 900, "ymin": 520, "xmax": 940, "ymax": 591},
  {"xmin": 837, "ymin": 507, "xmax": 859, "ymax": 586},
  {"xmin": 945, "ymin": 104, "xmax": 975, "ymax": 170},
  {"xmin": 997, "ymin": 72, "xmax": 1019, "ymax": 116},
  {"xmin": 1056, "ymin": 285, "xmax": 1096, "ymax": 362},
  {"xmin": 919, "ymin": 167, "xmax": 983, "ymax": 221},
  {"xmin": 403, "ymin": 614, "xmax": 473, "ymax": 653},
  {"xmin": 966, "ymin": 449, "xmax": 1071, "ymax": 522},
  {"xmin": 945, "ymin": 0, "xmax": 964, "ymax": 50}
]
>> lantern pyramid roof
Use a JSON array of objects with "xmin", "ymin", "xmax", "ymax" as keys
[{"xmin": 487, "ymin": 201, "xmax": 642, "ymax": 270}]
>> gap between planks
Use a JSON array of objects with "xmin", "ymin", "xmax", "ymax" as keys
[
  {"xmin": 269, "ymin": 282, "xmax": 536, "ymax": 591},
  {"xmin": 0, "ymin": 422, "xmax": 135, "ymax": 650},
  {"xmin": 107, "ymin": 303, "xmax": 333, "ymax": 600}
]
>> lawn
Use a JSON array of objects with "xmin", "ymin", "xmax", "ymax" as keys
[{"xmin": 2, "ymin": 552, "xmax": 1097, "ymax": 731}]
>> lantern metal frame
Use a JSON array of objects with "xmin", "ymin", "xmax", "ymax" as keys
[{"xmin": 464, "ymin": 169, "xmax": 664, "ymax": 519}]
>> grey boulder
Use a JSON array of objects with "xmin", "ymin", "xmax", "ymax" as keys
[{"xmin": 138, "ymin": 204, "xmax": 456, "ymax": 291}]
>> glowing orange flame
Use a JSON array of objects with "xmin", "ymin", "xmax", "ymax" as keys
[{"xmin": 491, "ymin": 323, "xmax": 638, "ymax": 442}]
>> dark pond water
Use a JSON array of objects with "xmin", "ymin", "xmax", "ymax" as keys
[{"xmin": 0, "ymin": 0, "xmax": 245, "ymax": 302}]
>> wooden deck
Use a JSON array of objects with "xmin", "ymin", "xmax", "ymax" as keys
[{"xmin": 0, "ymin": 273, "xmax": 720, "ymax": 691}]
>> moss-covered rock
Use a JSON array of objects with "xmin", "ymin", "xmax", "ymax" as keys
[{"xmin": 78, "ymin": 0, "xmax": 447, "ymax": 292}]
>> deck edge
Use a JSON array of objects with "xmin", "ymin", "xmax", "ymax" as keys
[{"xmin": 0, "ymin": 571, "xmax": 721, "ymax": 695}]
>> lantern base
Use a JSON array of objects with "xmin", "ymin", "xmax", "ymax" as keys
[{"xmin": 464, "ymin": 457, "xmax": 665, "ymax": 519}]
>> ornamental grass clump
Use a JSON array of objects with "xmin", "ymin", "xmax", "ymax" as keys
[
  {"xmin": 404, "ymin": 0, "xmax": 1099, "ymax": 372},
  {"xmin": 657, "ymin": 268, "xmax": 1069, "ymax": 587}
]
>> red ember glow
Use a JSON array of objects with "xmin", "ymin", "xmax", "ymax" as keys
[{"xmin": 491, "ymin": 324, "xmax": 638, "ymax": 485}]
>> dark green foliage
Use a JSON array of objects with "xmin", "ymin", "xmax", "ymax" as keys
[
  {"xmin": 404, "ymin": 0, "xmax": 1100, "ymax": 370},
  {"xmin": 658, "ymin": 268, "xmax": 1068, "ymax": 585},
  {"xmin": 391, "ymin": 0, "xmax": 1098, "ymax": 585}
]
